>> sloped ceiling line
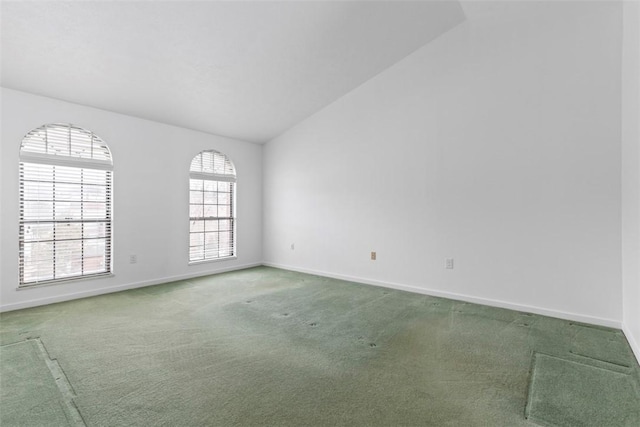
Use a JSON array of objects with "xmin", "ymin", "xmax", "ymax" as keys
[{"xmin": 1, "ymin": 1, "xmax": 465, "ymax": 143}]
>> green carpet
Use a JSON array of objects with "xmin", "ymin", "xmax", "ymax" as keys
[
  {"xmin": 526, "ymin": 353, "xmax": 640, "ymax": 426},
  {"xmin": 1, "ymin": 267, "xmax": 638, "ymax": 426},
  {"xmin": 0, "ymin": 340, "xmax": 73, "ymax": 426}
]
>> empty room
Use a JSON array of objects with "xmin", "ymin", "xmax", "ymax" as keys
[{"xmin": 1, "ymin": 0, "xmax": 639, "ymax": 425}]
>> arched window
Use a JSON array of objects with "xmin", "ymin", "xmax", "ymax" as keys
[
  {"xmin": 189, "ymin": 150, "xmax": 236, "ymax": 262},
  {"xmin": 19, "ymin": 123, "xmax": 113, "ymax": 286}
]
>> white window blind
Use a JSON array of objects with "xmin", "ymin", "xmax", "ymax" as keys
[
  {"xmin": 19, "ymin": 124, "xmax": 113, "ymax": 286},
  {"xmin": 189, "ymin": 150, "xmax": 236, "ymax": 262}
]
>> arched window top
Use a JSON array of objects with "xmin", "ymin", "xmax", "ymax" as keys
[
  {"xmin": 20, "ymin": 123, "xmax": 112, "ymax": 169},
  {"xmin": 190, "ymin": 150, "xmax": 235, "ymax": 182}
]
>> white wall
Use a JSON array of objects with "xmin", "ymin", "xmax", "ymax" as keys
[
  {"xmin": 263, "ymin": 1, "xmax": 623, "ymax": 327},
  {"xmin": 622, "ymin": 0, "xmax": 640, "ymax": 362},
  {"xmin": 0, "ymin": 89, "xmax": 263, "ymax": 311}
]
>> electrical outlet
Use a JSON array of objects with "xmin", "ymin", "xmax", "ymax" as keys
[
  {"xmin": 290, "ymin": 243, "xmax": 295, "ymax": 250},
  {"xmin": 445, "ymin": 258, "xmax": 454, "ymax": 269},
  {"xmin": 129, "ymin": 254, "xmax": 137, "ymax": 264},
  {"xmin": 371, "ymin": 251, "xmax": 377, "ymax": 261}
]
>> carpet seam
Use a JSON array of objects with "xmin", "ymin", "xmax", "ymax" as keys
[{"xmin": 32, "ymin": 338, "xmax": 87, "ymax": 427}]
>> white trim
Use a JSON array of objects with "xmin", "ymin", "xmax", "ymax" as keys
[
  {"xmin": 17, "ymin": 272, "xmax": 114, "ymax": 290},
  {"xmin": 188, "ymin": 255, "xmax": 238, "ymax": 266},
  {"xmin": 0, "ymin": 262, "xmax": 261, "ymax": 313},
  {"xmin": 2, "ymin": 260, "xmax": 629, "ymax": 337},
  {"xmin": 622, "ymin": 323, "xmax": 640, "ymax": 366},
  {"xmin": 263, "ymin": 262, "xmax": 623, "ymax": 329}
]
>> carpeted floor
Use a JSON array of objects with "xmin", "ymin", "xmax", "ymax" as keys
[{"xmin": 1, "ymin": 267, "xmax": 639, "ymax": 426}]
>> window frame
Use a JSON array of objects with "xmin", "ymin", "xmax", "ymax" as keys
[
  {"xmin": 18, "ymin": 123, "xmax": 113, "ymax": 288},
  {"xmin": 188, "ymin": 150, "xmax": 237, "ymax": 264}
]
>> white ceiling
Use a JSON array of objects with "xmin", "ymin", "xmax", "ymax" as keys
[{"xmin": 1, "ymin": 1, "xmax": 465, "ymax": 144}]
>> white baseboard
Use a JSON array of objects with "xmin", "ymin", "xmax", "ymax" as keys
[
  {"xmin": 622, "ymin": 323, "xmax": 640, "ymax": 366},
  {"xmin": 0, "ymin": 262, "xmax": 262, "ymax": 313},
  {"xmin": 2, "ymin": 260, "xmax": 626, "ymax": 334},
  {"xmin": 263, "ymin": 262, "xmax": 623, "ymax": 329}
]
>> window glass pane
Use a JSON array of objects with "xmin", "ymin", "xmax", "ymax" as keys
[
  {"xmin": 219, "ymin": 235, "xmax": 233, "ymax": 257},
  {"xmin": 219, "ymin": 219, "xmax": 231, "ymax": 231},
  {"xmin": 218, "ymin": 192, "xmax": 230, "ymax": 205},
  {"xmin": 204, "ymin": 220, "xmax": 218, "ymax": 232},
  {"xmin": 204, "ymin": 232, "xmax": 218, "ymax": 246},
  {"xmin": 23, "ymin": 263, "xmax": 54, "ymax": 283},
  {"xmin": 190, "ymin": 205, "xmax": 203, "ymax": 218},
  {"xmin": 70, "ymin": 131, "xmax": 91, "ymax": 157},
  {"xmin": 83, "ymin": 169, "xmax": 108, "ymax": 185},
  {"xmin": 84, "ymin": 238, "xmax": 106, "ymax": 258},
  {"xmin": 204, "ymin": 205, "xmax": 217, "ymax": 218},
  {"xmin": 84, "ymin": 239, "xmax": 106, "ymax": 274},
  {"xmin": 204, "ymin": 180, "xmax": 217, "ymax": 192},
  {"xmin": 55, "ymin": 222, "xmax": 83, "ymax": 240},
  {"xmin": 190, "ymin": 246, "xmax": 204, "ymax": 261},
  {"xmin": 190, "ymin": 179, "xmax": 203, "ymax": 191},
  {"xmin": 23, "ymin": 241, "xmax": 54, "ymax": 283},
  {"xmin": 54, "ymin": 166, "xmax": 81, "ymax": 183},
  {"xmin": 23, "ymin": 201, "xmax": 53, "ymax": 220},
  {"xmin": 217, "ymin": 205, "xmax": 230, "ymax": 218},
  {"xmin": 204, "ymin": 244, "xmax": 219, "ymax": 259},
  {"xmin": 213, "ymin": 152, "xmax": 231, "ymax": 175},
  {"xmin": 55, "ymin": 201, "xmax": 82, "ymax": 220},
  {"xmin": 83, "ymin": 202, "xmax": 107, "ymax": 220},
  {"xmin": 84, "ymin": 222, "xmax": 107, "ymax": 239},
  {"xmin": 190, "ymin": 191, "xmax": 203, "ymax": 204},
  {"xmin": 218, "ymin": 182, "xmax": 230, "ymax": 192},
  {"xmin": 83, "ymin": 185, "xmax": 107, "ymax": 202},
  {"xmin": 190, "ymin": 220, "xmax": 204, "ymax": 233},
  {"xmin": 23, "ymin": 241, "xmax": 54, "ymax": 265},
  {"xmin": 201, "ymin": 151, "xmax": 214, "ymax": 173},
  {"xmin": 46, "ymin": 134, "xmax": 70, "ymax": 157},
  {"xmin": 23, "ymin": 223, "xmax": 54, "ymax": 242},
  {"xmin": 203, "ymin": 191, "xmax": 217, "ymax": 204},
  {"xmin": 23, "ymin": 131, "xmax": 47, "ymax": 153},
  {"xmin": 219, "ymin": 231, "xmax": 232, "ymax": 252},
  {"xmin": 55, "ymin": 183, "xmax": 82, "ymax": 202},
  {"xmin": 23, "ymin": 181, "xmax": 53, "ymax": 201},
  {"xmin": 55, "ymin": 240, "xmax": 83, "ymax": 278},
  {"xmin": 23, "ymin": 163, "xmax": 54, "ymax": 181},
  {"xmin": 190, "ymin": 233, "xmax": 204, "ymax": 247}
]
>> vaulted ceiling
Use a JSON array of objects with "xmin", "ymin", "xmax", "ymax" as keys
[{"xmin": 1, "ymin": 1, "xmax": 465, "ymax": 143}]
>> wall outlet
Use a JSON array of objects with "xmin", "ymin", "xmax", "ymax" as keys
[
  {"xmin": 371, "ymin": 251, "xmax": 377, "ymax": 261},
  {"xmin": 445, "ymin": 258, "xmax": 454, "ymax": 269},
  {"xmin": 129, "ymin": 254, "xmax": 137, "ymax": 264},
  {"xmin": 290, "ymin": 243, "xmax": 295, "ymax": 250}
]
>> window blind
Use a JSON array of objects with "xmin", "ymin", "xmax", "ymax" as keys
[
  {"xmin": 19, "ymin": 124, "xmax": 113, "ymax": 286},
  {"xmin": 189, "ymin": 150, "xmax": 236, "ymax": 262}
]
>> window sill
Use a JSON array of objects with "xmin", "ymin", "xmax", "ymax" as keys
[
  {"xmin": 188, "ymin": 256, "xmax": 237, "ymax": 266},
  {"xmin": 17, "ymin": 273, "xmax": 114, "ymax": 290}
]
